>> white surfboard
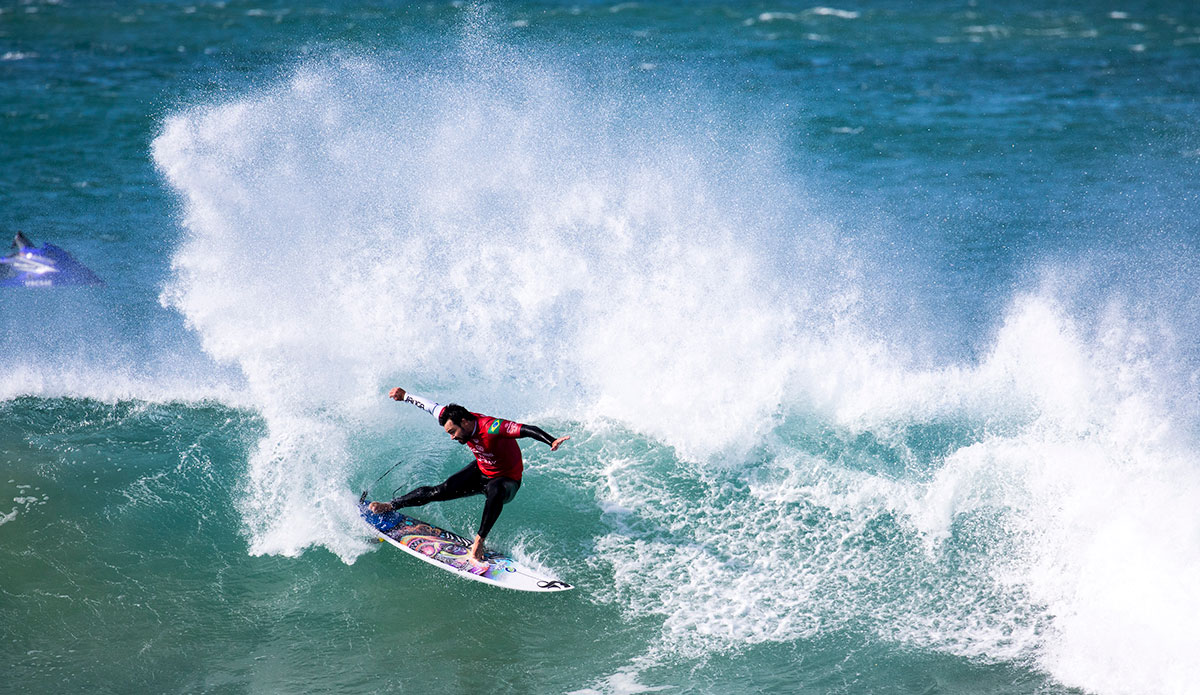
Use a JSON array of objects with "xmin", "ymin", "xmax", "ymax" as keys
[{"xmin": 358, "ymin": 494, "xmax": 572, "ymax": 592}]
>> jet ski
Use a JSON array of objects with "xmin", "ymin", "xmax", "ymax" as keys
[{"xmin": 1, "ymin": 232, "xmax": 104, "ymax": 287}]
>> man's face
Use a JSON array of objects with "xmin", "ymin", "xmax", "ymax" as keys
[{"xmin": 444, "ymin": 418, "xmax": 473, "ymax": 444}]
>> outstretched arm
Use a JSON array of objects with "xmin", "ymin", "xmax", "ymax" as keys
[
  {"xmin": 518, "ymin": 423, "xmax": 571, "ymax": 451},
  {"xmin": 389, "ymin": 387, "xmax": 443, "ymax": 420}
]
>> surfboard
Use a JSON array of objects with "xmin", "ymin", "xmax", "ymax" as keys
[{"xmin": 358, "ymin": 493, "xmax": 572, "ymax": 592}]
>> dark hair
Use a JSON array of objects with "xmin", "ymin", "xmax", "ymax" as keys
[{"xmin": 438, "ymin": 403, "xmax": 473, "ymax": 427}]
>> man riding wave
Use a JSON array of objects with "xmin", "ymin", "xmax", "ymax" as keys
[{"xmin": 367, "ymin": 388, "xmax": 570, "ymax": 561}]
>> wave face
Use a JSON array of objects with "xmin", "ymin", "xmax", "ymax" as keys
[
  {"xmin": 0, "ymin": 6, "xmax": 1173, "ymax": 694},
  {"xmin": 151, "ymin": 39, "xmax": 1200, "ymax": 695},
  {"xmin": 150, "ymin": 30, "xmax": 850, "ymax": 555}
]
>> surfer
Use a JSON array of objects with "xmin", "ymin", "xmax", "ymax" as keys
[{"xmin": 367, "ymin": 388, "xmax": 570, "ymax": 562}]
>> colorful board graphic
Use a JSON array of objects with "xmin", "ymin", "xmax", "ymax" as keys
[{"xmin": 358, "ymin": 495, "xmax": 573, "ymax": 592}]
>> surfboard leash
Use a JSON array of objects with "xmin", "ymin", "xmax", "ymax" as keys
[{"xmin": 363, "ymin": 459, "xmax": 406, "ymax": 499}]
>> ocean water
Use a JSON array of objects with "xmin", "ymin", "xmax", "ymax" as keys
[{"xmin": 4, "ymin": 1, "xmax": 1200, "ymax": 693}]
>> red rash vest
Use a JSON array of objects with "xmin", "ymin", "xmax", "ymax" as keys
[
  {"xmin": 464, "ymin": 413, "xmax": 527, "ymax": 481},
  {"xmin": 400, "ymin": 392, "xmax": 550, "ymax": 482}
]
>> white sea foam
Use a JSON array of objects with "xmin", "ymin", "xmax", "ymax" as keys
[
  {"xmin": 569, "ymin": 667, "xmax": 672, "ymax": 695},
  {"xmin": 151, "ymin": 28, "xmax": 1200, "ymax": 695},
  {"xmin": 151, "ymin": 29, "xmax": 848, "ymax": 561},
  {"xmin": 753, "ymin": 8, "xmax": 860, "ymax": 23},
  {"xmin": 755, "ymin": 12, "xmax": 801, "ymax": 23},
  {"xmin": 2, "ymin": 481, "xmax": 48, "ymax": 527},
  {"xmin": 0, "ymin": 363, "xmax": 249, "ymax": 407},
  {"xmin": 808, "ymin": 7, "xmax": 860, "ymax": 20},
  {"xmin": 587, "ymin": 290, "xmax": 1200, "ymax": 694}
]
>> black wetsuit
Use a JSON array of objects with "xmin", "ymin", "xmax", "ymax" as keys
[
  {"xmin": 389, "ymin": 396, "xmax": 558, "ymax": 541},
  {"xmin": 389, "ymin": 462, "xmax": 522, "ymax": 540}
]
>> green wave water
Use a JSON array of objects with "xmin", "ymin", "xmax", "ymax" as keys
[{"xmin": 0, "ymin": 397, "xmax": 1068, "ymax": 694}]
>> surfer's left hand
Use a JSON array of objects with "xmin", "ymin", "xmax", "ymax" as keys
[
  {"xmin": 368, "ymin": 501, "xmax": 394, "ymax": 514},
  {"xmin": 550, "ymin": 436, "xmax": 570, "ymax": 451}
]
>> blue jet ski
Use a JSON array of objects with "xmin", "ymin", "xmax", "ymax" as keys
[{"xmin": 1, "ymin": 232, "xmax": 104, "ymax": 288}]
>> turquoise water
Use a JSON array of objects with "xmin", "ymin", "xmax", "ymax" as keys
[{"xmin": 4, "ymin": 2, "xmax": 1200, "ymax": 693}]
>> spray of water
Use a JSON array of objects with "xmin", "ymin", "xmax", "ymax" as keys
[{"xmin": 152, "ymin": 23, "xmax": 1200, "ymax": 695}]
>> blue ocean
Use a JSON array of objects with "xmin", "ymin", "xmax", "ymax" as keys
[{"xmin": 4, "ymin": 1, "xmax": 1200, "ymax": 693}]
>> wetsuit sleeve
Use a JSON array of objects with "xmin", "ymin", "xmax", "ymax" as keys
[
  {"xmin": 402, "ymin": 392, "xmax": 443, "ymax": 420},
  {"xmin": 516, "ymin": 423, "xmax": 557, "ymax": 446}
]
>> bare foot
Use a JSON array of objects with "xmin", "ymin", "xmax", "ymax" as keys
[{"xmin": 468, "ymin": 536, "xmax": 486, "ymax": 563}]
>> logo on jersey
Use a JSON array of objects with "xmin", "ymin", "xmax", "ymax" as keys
[{"xmin": 488, "ymin": 419, "xmax": 504, "ymax": 434}]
